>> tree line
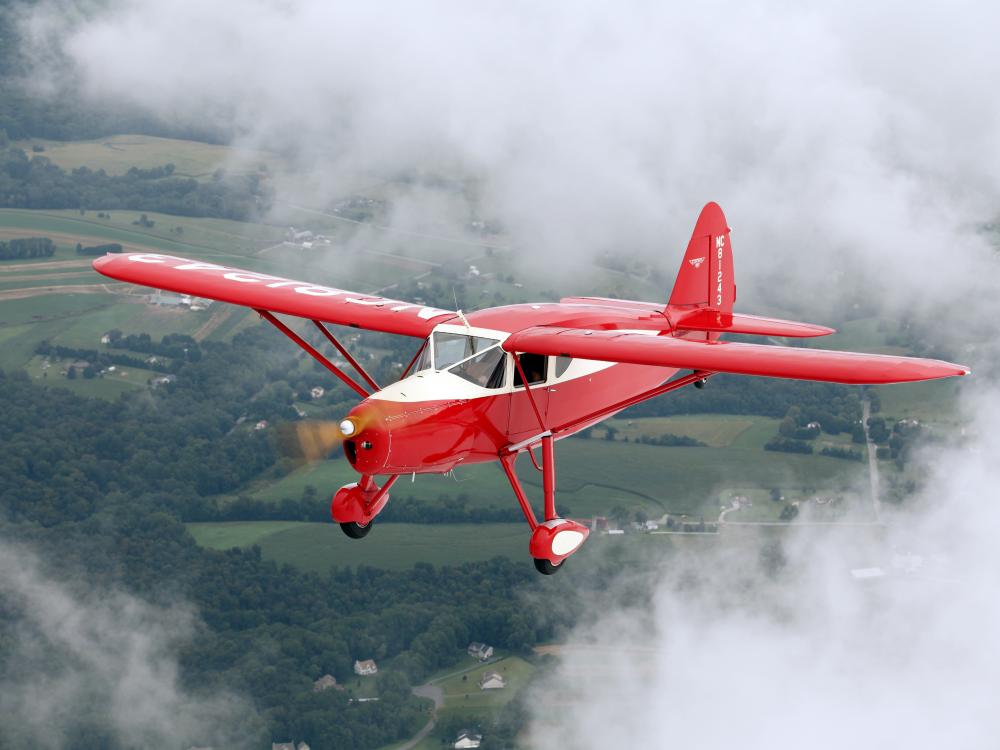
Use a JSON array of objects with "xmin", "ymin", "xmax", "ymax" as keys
[
  {"xmin": 75, "ymin": 241, "xmax": 122, "ymax": 256},
  {"xmin": 0, "ymin": 146, "xmax": 271, "ymax": 220},
  {"xmin": 0, "ymin": 235, "xmax": 54, "ymax": 259}
]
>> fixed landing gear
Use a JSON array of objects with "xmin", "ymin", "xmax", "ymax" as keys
[
  {"xmin": 331, "ymin": 475, "xmax": 398, "ymax": 530},
  {"xmin": 533, "ymin": 557, "xmax": 563, "ymax": 575},
  {"xmin": 501, "ymin": 434, "xmax": 590, "ymax": 575},
  {"xmin": 340, "ymin": 521, "xmax": 372, "ymax": 539}
]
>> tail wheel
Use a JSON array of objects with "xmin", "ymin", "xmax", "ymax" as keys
[
  {"xmin": 533, "ymin": 557, "xmax": 563, "ymax": 575},
  {"xmin": 340, "ymin": 521, "xmax": 372, "ymax": 539}
]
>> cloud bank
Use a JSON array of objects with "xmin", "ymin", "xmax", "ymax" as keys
[{"xmin": 20, "ymin": 0, "xmax": 1000, "ymax": 314}]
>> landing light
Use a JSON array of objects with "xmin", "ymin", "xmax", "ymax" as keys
[{"xmin": 339, "ymin": 418, "xmax": 357, "ymax": 437}]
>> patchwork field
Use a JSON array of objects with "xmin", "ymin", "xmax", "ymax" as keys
[
  {"xmin": 0, "ymin": 208, "xmax": 286, "ymax": 259},
  {"xmin": 13, "ymin": 134, "xmax": 286, "ymax": 178}
]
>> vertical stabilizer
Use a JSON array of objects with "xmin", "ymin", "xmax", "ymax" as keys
[{"xmin": 667, "ymin": 202, "xmax": 735, "ymax": 315}]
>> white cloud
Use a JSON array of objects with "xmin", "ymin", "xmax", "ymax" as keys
[
  {"xmin": 0, "ymin": 543, "xmax": 254, "ymax": 749},
  {"xmin": 525, "ymin": 389, "xmax": 1000, "ymax": 748},
  {"xmin": 21, "ymin": 0, "xmax": 1000, "ymax": 313}
]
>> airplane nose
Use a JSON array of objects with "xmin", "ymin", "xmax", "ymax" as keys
[{"xmin": 341, "ymin": 403, "xmax": 390, "ymax": 473}]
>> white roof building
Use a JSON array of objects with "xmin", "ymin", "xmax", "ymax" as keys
[
  {"xmin": 354, "ymin": 659, "xmax": 378, "ymax": 676},
  {"xmin": 454, "ymin": 729, "xmax": 483, "ymax": 749},
  {"xmin": 479, "ymin": 671, "xmax": 506, "ymax": 690},
  {"xmin": 468, "ymin": 642, "xmax": 494, "ymax": 660}
]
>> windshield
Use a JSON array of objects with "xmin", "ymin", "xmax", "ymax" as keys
[
  {"xmin": 433, "ymin": 332, "xmax": 499, "ymax": 370},
  {"xmin": 449, "ymin": 346, "xmax": 506, "ymax": 388}
]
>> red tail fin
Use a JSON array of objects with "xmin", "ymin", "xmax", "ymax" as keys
[{"xmin": 668, "ymin": 202, "xmax": 734, "ymax": 314}]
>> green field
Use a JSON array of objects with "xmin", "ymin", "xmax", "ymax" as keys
[
  {"xmin": 873, "ymin": 378, "xmax": 963, "ymax": 425},
  {"xmin": 187, "ymin": 521, "xmax": 530, "ymax": 572},
  {"xmin": 601, "ymin": 414, "xmax": 755, "ymax": 447},
  {"xmin": 436, "ymin": 656, "xmax": 534, "ymax": 709},
  {"xmin": 22, "ymin": 354, "xmax": 156, "ymax": 399},
  {"xmin": 14, "ymin": 134, "xmax": 286, "ymax": 178},
  {"xmin": 0, "ymin": 208, "xmax": 286, "ymax": 259},
  {"xmin": 0, "ymin": 290, "xmax": 219, "ymax": 369},
  {"xmin": 0, "ymin": 293, "xmax": 122, "ymax": 369},
  {"xmin": 811, "ymin": 316, "xmax": 908, "ymax": 354},
  {"xmin": 187, "ymin": 521, "xmax": 310, "ymax": 549}
]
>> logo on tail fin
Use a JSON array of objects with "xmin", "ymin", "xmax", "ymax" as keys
[{"xmin": 689, "ymin": 257, "xmax": 705, "ymax": 268}]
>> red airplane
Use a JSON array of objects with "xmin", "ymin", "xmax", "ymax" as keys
[{"xmin": 93, "ymin": 203, "xmax": 969, "ymax": 574}]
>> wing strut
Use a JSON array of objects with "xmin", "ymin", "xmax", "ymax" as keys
[
  {"xmin": 512, "ymin": 354, "xmax": 546, "ymax": 431},
  {"xmin": 256, "ymin": 309, "xmax": 371, "ymax": 399},
  {"xmin": 312, "ymin": 320, "xmax": 380, "ymax": 392}
]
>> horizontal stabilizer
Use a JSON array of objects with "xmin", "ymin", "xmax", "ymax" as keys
[
  {"xmin": 673, "ymin": 310, "xmax": 835, "ymax": 338},
  {"xmin": 503, "ymin": 327, "xmax": 970, "ymax": 385}
]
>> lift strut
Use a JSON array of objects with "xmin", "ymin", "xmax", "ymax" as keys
[
  {"xmin": 499, "ymin": 432, "xmax": 559, "ymax": 530},
  {"xmin": 256, "ymin": 309, "xmax": 372, "ymax": 399},
  {"xmin": 498, "ymin": 370, "xmax": 713, "ymax": 533},
  {"xmin": 311, "ymin": 320, "xmax": 380, "ymax": 392}
]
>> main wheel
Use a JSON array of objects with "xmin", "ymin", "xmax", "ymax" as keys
[
  {"xmin": 340, "ymin": 521, "xmax": 372, "ymax": 539},
  {"xmin": 533, "ymin": 557, "xmax": 563, "ymax": 575}
]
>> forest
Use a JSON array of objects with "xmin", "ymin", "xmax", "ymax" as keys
[{"xmin": 0, "ymin": 350, "xmax": 564, "ymax": 748}]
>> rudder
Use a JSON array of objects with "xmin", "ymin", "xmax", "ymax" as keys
[{"xmin": 667, "ymin": 202, "xmax": 735, "ymax": 314}]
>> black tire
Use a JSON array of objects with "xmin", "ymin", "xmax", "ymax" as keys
[
  {"xmin": 533, "ymin": 557, "xmax": 563, "ymax": 575},
  {"xmin": 340, "ymin": 521, "xmax": 372, "ymax": 539}
]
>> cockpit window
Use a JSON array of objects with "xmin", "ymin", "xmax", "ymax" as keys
[
  {"xmin": 433, "ymin": 332, "xmax": 499, "ymax": 370},
  {"xmin": 449, "ymin": 346, "xmax": 506, "ymax": 388},
  {"xmin": 513, "ymin": 352, "xmax": 547, "ymax": 386}
]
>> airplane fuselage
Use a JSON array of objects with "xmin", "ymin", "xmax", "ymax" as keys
[{"xmin": 341, "ymin": 307, "xmax": 681, "ymax": 476}]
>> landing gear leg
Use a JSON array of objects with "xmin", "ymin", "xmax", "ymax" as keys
[{"xmin": 500, "ymin": 435, "xmax": 589, "ymax": 575}]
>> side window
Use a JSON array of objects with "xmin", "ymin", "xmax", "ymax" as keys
[
  {"xmin": 554, "ymin": 356, "xmax": 573, "ymax": 379},
  {"xmin": 513, "ymin": 353, "xmax": 547, "ymax": 387},
  {"xmin": 450, "ymin": 347, "xmax": 506, "ymax": 389},
  {"xmin": 413, "ymin": 339, "xmax": 432, "ymax": 372}
]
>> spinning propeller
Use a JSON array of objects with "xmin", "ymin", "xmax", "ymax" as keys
[{"xmin": 275, "ymin": 414, "xmax": 367, "ymax": 462}]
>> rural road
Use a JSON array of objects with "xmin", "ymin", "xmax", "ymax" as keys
[
  {"xmin": 397, "ymin": 683, "xmax": 444, "ymax": 750},
  {"xmin": 394, "ymin": 657, "xmax": 500, "ymax": 749},
  {"xmin": 862, "ymin": 397, "xmax": 882, "ymax": 521}
]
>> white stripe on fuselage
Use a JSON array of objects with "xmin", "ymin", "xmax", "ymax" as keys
[
  {"xmin": 370, "ymin": 357, "xmax": 617, "ymax": 403},
  {"xmin": 370, "ymin": 326, "xmax": 660, "ymax": 405}
]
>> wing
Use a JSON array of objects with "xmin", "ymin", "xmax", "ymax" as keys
[
  {"xmin": 504, "ymin": 327, "xmax": 970, "ymax": 384},
  {"xmin": 93, "ymin": 253, "xmax": 456, "ymax": 337}
]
